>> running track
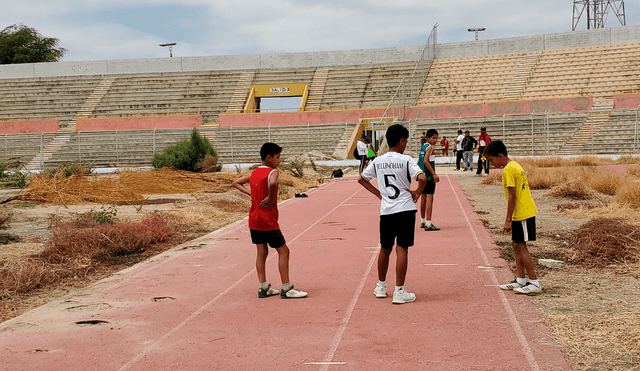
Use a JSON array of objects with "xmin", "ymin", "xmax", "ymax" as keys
[{"xmin": 0, "ymin": 175, "xmax": 571, "ymax": 370}]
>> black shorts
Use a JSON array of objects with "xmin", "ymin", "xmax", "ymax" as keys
[
  {"xmin": 250, "ymin": 229, "xmax": 286, "ymax": 248},
  {"xmin": 421, "ymin": 179, "xmax": 436, "ymax": 195},
  {"xmin": 379, "ymin": 210, "xmax": 417, "ymax": 250},
  {"xmin": 512, "ymin": 217, "xmax": 536, "ymax": 243}
]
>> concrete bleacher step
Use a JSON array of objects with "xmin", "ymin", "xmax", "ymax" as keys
[
  {"xmin": 25, "ymin": 134, "xmax": 72, "ymax": 170},
  {"xmin": 59, "ymin": 78, "xmax": 114, "ymax": 133},
  {"xmin": 331, "ymin": 124, "xmax": 356, "ymax": 159}
]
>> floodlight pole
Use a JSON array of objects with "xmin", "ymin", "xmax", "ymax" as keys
[
  {"xmin": 572, "ymin": 0, "xmax": 625, "ymax": 31},
  {"xmin": 468, "ymin": 28, "xmax": 486, "ymax": 41},
  {"xmin": 159, "ymin": 43, "xmax": 177, "ymax": 57}
]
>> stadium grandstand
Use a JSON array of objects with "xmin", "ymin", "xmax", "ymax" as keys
[{"xmin": 1, "ymin": 24, "xmax": 640, "ymax": 169}]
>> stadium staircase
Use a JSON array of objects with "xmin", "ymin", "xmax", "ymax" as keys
[
  {"xmin": 557, "ymin": 99, "xmax": 613, "ymax": 155},
  {"xmin": 502, "ymin": 53, "xmax": 541, "ymax": 101},
  {"xmin": 226, "ymin": 71, "xmax": 256, "ymax": 113},
  {"xmin": 305, "ymin": 68, "xmax": 330, "ymax": 111},
  {"xmin": 59, "ymin": 78, "xmax": 115, "ymax": 133}
]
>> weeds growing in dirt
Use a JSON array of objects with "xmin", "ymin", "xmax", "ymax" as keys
[
  {"xmin": 89, "ymin": 205, "xmax": 117, "ymax": 224},
  {"xmin": 616, "ymin": 181, "xmax": 640, "ymax": 209},
  {"xmin": 0, "ymin": 211, "xmax": 13, "ymax": 228},
  {"xmin": 41, "ymin": 162, "xmax": 93, "ymax": 177}
]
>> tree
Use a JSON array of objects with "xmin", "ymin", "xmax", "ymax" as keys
[{"xmin": 0, "ymin": 24, "xmax": 67, "ymax": 64}]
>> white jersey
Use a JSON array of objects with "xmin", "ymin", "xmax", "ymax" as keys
[
  {"xmin": 456, "ymin": 134, "xmax": 464, "ymax": 151},
  {"xmin": 361, "ymin": 151, "xmax": 423, "ymax": 215}
]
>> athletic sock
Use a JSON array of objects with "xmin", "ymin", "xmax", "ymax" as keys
[
  {"xmin": 421, "ymin": 218, "xmax": 426, "ymax": 224},
  {"xmin": 259, "ymin": 282, "xmax": 269, "ymax": 290},
  {"xmin": 425, "ymin": 221, "xmax": 432, "ymax": 227},
  {"xmin": 529, "ymin": 280, "xmax": 540, "ymax": 288},
  {"xmin": 395, "ymin": 285, "xmax": 403, "ymax": 292},
  {"xmin": 516, "ymin": 277, "xmax": 527, "ymax": 286},
  {"xmin": 378, "ymin": 280, "xmax": 386, "ymax": 286},
  {"xmin": 282, "ymin": 283, "xmax": 292, "ymax": 291}
]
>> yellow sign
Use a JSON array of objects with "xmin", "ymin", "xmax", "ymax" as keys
[{"xmin": 251, "ymin": 83, "xmax": 307, "ymax": 97}]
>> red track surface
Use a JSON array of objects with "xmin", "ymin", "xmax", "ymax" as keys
[{"xmin": 0, "ymin": 176, "xmax": 571, "ymax": 370}]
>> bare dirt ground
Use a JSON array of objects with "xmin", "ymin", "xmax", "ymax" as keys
[
  {"xmin": 0, "ymin": 164, "xmax": 346, "ymax": 324},
  {"xmin": 453, "ymin": 168, "xmax": 640, "ymax": 371}
]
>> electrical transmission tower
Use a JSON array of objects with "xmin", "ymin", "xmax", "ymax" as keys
[{"xmin": 572, "ymin": 0, "xmax": 626, "ymax": 31}]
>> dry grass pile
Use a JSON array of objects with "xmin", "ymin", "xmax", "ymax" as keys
[
  {"xmin": 4, "ymin": 168, "xmax": 237, "ymax": 206},
  {"xmin": 40, "ymin": 213, "xmax": 171, "ymax": 264},
  {"xmin": 0, "ymin": 258, "xmax": 64, "ymax": 299},
  {"xmin": 481, "ymin": 173, "xmax": 502, "ymax": 185},
  {"xmin": 547, "ymin": 178, "xmax": 599, "ymax": 199},
  {"xmin": 561, "ymin": 201, "xmax": 640, "ymax": 226},
  {"xmin": 167, "ymin": 192, "xmax": 250, "ymax": 232},
  {"xmin": 569, "ymin": 218, "xmax": 640, "ymax": 266},
  {"xmin": 616, "ymin": 181, "xmax": 640, "ymax": 209},
  {"xmin": 627, "ymin": 166, "xmax": 640, "ymax": 177}
]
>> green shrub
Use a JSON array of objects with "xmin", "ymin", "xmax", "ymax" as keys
[
  {"xmin": 41, "ymin": 161, "xmax": 93, "ymax": 177},
  {"xmin": 89, "ymin": 205, "xmax": 117, "ymax": 224},
  {"xmin": 152, "ymin": 129, "xmax": 217, "ymax": 172}
]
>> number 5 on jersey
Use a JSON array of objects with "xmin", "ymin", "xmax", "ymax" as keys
[{"xmin": 384, "ymin": 174, "xmax": 400, "ymax": 199}]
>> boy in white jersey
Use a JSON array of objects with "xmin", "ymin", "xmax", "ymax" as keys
[{"xmin": 358, "ymin": 124, "xmax": 426, "ymax": 304}]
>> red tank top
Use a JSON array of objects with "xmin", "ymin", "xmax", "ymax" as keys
[{"xmin": 249, "ymin": 167, "xmax": 279, "ymax": 231}]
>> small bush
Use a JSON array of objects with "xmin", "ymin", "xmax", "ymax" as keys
[
  {"xmin": 616, "ymin": 181, "xmax": 640, "ymax": 209},
  {"xmin": 0, "ymin": 211, "xmax": 13, "ymax": 228},
  {"xmin": 587, "ymin": 171, "xmax": 621, "ymax": 196},
  {"xmin": 152, "ymin": 129, "xmax": 217, "ymax": 172},
  {"xmin": 41, "ymin": 213, "xmax": 171, "ymax": 264},
  {"xmin": 0, "ymin": 171, "xmax": 28, "ymax": 188},
  {"xmin": 481, "ymin": 173, "xmax": 502, "ymax": 186},
  {"xmin": 89, "ymin": 205, "xmax": 117, "ymax": 224},
  {"xmin": 199, "ymin": 153, "xmax": 220, "ymax": 173},
  {"xmin": 41, "ymin": 162, "xmax": 93, "ymax": 177}
]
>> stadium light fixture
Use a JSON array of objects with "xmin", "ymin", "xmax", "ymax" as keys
[
  {"xmin": 467, "ymin": 28, "xmax": 486, "ymax": 41},
  {"xmin": 159, "ymin": 43, "xmax": 177, "ymax": 57}
]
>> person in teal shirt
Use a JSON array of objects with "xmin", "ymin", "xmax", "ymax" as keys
[{"xmin": 418, "ymin": 129, "xmax": 440, "ymax": 231}]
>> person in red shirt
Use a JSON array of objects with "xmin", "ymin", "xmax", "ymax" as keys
[
  {"xmin": 476, "ymin": 127, "xmax": 491, "ymax": 176},
  {"xmin": 440, "ymin": 136, "xmax": 449, "ymax": 157},
  {"xmin": 232, "ymin": 142, "xmax": 308, "ymax": 299}
]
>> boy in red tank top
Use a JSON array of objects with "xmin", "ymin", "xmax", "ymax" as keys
[{"xmin": 232, "ymin": 143, "xmax": 308, "ymax": 299}]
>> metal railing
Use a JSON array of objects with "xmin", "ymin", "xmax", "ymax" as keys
[{"xmin": 374, "ymin": 24, "xmax": 438, "ymax": 147}]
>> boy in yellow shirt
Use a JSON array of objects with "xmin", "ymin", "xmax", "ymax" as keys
[{"xmin": 483, "ymin": 140, "xmax": 541, "ymax": 295}]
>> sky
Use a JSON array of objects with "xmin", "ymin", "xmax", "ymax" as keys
[{"xmin": 3, "ymin": 1, "xmax": 639, "ymax": 62}]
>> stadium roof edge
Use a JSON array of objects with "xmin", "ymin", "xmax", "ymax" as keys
[{"xmin": 1, "ymin": 25, "xmax": 640, "ymax": 79}]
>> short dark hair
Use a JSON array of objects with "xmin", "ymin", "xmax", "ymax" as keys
[
  {"xmin": 464, "ymin": 130, "xmax": 470, "ymax": 134},
  {"xmin": 457, "ymin": 130, "xmax": 462, "ymax": 134},
  {"xmin": 385, "ymin": 124, "xmax": 409, "ymax": 148},
  {"xmin": 484, "ymin": 140, "xmax": 508, "ymax": 157},
  {"xmin": 480, "ymin": 127, "xmax": 486, "ymax": 131},
  {"xmin": 260, "ymin": 142, "xmax": 282, "ymax": 160},
  {"xmin": 426, "ymin": 129, "xmax": 438, "ymax": 138}
]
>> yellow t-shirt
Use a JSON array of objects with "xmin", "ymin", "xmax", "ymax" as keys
[{"xmin": 502, "ymin": 161, "xmax": 537, "ymax": 221}]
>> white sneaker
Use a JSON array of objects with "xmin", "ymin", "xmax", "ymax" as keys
[
  {"xmin": 499, "ymin": 280, "xmax": 524, "ymax": 290},
  {"xmin": 514, "ymin": 282, "xmax": 542, "ymax": 295},
  {"xmin": 392, "ymin": 288, "xmax": 416, "ymax": 304},
  {"xmin": 280, "ymin": 286, "xmax": 308, "ymax": 299},
  {"xmin": 258, "ymin": 284, "xmax": 280, "ymax": 298},
  {"xmin": 374, "ymin": 282, "xmax": 387, "ymax": 298}
]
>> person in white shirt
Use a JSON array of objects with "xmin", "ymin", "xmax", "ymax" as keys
[
  {"xmin": 454, "ymin": 130, "xmax": 464, "ymax": 171},
  {"xmin": 356, "ymin": 134, "xmax": 369, "ymax": 174},
  {"xmin": 358, "ymin": 124, "xmax": 426, "ymax": 304}
]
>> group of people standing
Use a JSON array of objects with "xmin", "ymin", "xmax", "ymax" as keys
[{"xmin": 452, "ymin": 127, "xmax": 491, "ymax": 176}]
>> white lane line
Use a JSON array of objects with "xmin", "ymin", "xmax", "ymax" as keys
[
  {"xmin": 320, "ymin": 249, "xmax": 378, "ymax": 371},
  {"xmin": 118, "ymin": 186, "xmax": 365, "ymax": 371},
  {"xmin": 425, "ymin": 263, "xmax": 458, "ymax": 266},
  {"xmin": 306, "ymin": 362, "xmax": 346, "ymax": 365},
  {"xmin": 446, "ymin": 175, "xmax": 541, "ymax": 371}
]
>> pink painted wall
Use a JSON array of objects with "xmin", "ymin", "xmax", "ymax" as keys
[
  {"xmin": 219, "ymin": 97, "xmax": 592, "ymax": 127},
  {"xmin": 613, "ymin": 94, "xmax": 640, "ymax": 109},
  {"xmin": 76, "ymin": 116, "xmax": 201, "ymax": 131},
  {"xmin": 0, "ymin": 120, "xmax": 59, "ymax": 134}
]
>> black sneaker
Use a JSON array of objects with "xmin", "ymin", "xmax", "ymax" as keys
[
  {"xmin": 258, "ymin": 284, "xmax": 280, "ymax": 298},
  {"xmin": 424, "ymin": 224, "xmax": 440, "ymax": 231}
]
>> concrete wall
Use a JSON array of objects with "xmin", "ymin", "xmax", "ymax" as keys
[
  {"xmin": 76, "ymin": 115, "xmax": 201, "ymax": 132},
  {"xmin": 613, "ymin": 93, "xmax": 640, "ymax": 109},
  {"xmin": 2, "ymin": 25, "xmax": 639, "ymax": 79},
  {"xmin": 220, "ymin": 97, "xmax": 592, "ymax": 127},
  {"xmin": 0, "ymin": 120, "xmax": 59, "ymax": 134}
]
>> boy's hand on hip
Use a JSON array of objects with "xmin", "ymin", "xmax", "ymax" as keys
[
  {"xmin": 410, "ymin": 190, "xmax": 420, "ymax": 203},
  {"xmin": 259, "ymin": 197, "xmax": 273, "ymax": 207}
]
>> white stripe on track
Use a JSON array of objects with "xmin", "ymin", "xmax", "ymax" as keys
[
  {"xmin": 446, "ymin": 175, "xmax": 541, "ymax": 371},
  {"xmin": 118, "ymin": 186, "xmax": 364, "ymax": 371},
  {"xmin": 320, "ymin": 246, "xmax": 378, "ymax": 371}
]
